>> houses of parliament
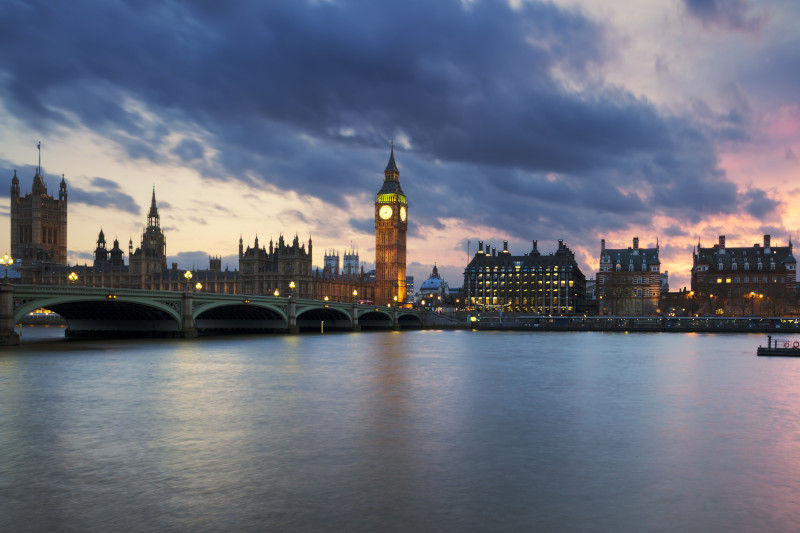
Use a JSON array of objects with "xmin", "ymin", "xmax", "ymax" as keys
[{"xmin": 8, "ymin": 149, "xmax": 408, "ymax": 306}]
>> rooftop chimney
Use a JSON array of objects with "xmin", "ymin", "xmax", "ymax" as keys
[
  {"xmin": 633, "ymin": 237, "xmax": 639, "ymax": 250},
  {"xmin": 601, "ymin": 238, "xmax": 605, "ymax": 253},
  {"xmin": 719, "ymin": 235, "xmax": 726, "ymax": 248},
  {"xmin": 764, "ymin": 234, "xmax": 771, "ymax": 248}
]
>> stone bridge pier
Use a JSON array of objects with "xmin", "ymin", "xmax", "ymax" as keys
[
  {"xmin": 0, "ymin": 284, "xmax": 20, "ymax": 345},
  {"xmin": 182, "ymin": 291, "xmax": 198, "ymax": 338}
]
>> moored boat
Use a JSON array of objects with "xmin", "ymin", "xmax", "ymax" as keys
[{"xmin": 757, "ymin": 335, "xmax": 800, "ymax": 356}]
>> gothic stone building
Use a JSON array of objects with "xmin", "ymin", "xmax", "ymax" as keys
[
  {"xmin": 464, "ymin": 239, "xmax": 586, "ymax": 314},
  {"xmin": 596, "ymin": 237, "xmax": 661, "ymax": 316},
  {"xmin": 10, "ymin": 168, "xmax": 68, "ymax": 280},
  {"xmin": 12, "ymin": 149, "xmax": 404, "ymax": 303},
  {"xmin": 692, "ymin": 235, "xmax": 797, "ymax": 316},
  {"xmin": 374, "ymin": 147, "xmax": 408, "ymax": 305},
  {"xmin": 238, "ymin": 235, "xmax": 375, "ymax": 302}
]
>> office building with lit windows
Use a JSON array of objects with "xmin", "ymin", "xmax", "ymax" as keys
[{"xmin": 463, "ymin": 239, "xmax": 586, "ymax": 314}]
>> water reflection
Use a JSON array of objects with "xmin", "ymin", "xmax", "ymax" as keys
[{"xmin": 3, "ymin": 329, "xmax": 800, "ymax": 530}]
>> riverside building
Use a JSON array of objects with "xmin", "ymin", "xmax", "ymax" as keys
[
  {"xmin": 596, "ymin": 237, "xmax": 661, "ymax": 316},
  {"xmin": 10, "ymin": 148, "xmax": 403, "ymax": 303},
  {"xmin": 463, "ymin": 239, "xmax": 586, "ymax": 314},
  {"xmin": 691, "ymin": 235, "xmax": 797, "ymax": 316}
]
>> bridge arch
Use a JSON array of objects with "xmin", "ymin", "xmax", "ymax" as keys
[
  {"xmin": 193, "ymin": 301, "xmax": 288, "ymax": 332},
  {"xmin": 15, "ymin": 295, "xmax": 183, "ymax": 336},
  {"xmin": 397, "ymin": 311, "xmax": 423, "ymax": 329},
  {"xmin": 295, "ymin": 306, "xmax": 353, "ymax": 331}
]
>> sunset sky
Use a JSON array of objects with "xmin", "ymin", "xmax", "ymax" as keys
[{"xmin": 1, "ymin": 0, "xmax": 798, "ymax": 291}]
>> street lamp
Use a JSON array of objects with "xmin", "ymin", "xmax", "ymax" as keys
[
  {"xmin": 184, "ymin": 270, "xmax": 193, "ymax": 291},
  {"xmin": 274, "ymin": 289, "xmax": 279, "ymax": 297},
  {"xmin": 353, "ymin": 289, "xmax": 357, "ymax": 302},
  {"xmin": 195, "ymin": 282, "xmax": 202, "ymax": 291},
  {"xmin": 0, "ymin": 253, "xmax": 14, "ymax": 281},
  {"xmin": 289, "ymin": 280, "xmax": 295, "ymax": 299},
  {"xmin": 324, "ymin": 296, "xmax": 329, "ymax": 301},
  {"xmin": 68, "ymin": 271, "xmax": 78, "ymax": 285}
]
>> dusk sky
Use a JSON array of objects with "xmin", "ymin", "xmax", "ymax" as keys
[{"xmin": 1, "ymin": 0, "xmax": 798, "ymax": 291}]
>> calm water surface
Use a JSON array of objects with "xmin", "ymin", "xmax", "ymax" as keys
[{"xmin": 2, "ymin": 327, "xmax": 800, "ymax": 532}]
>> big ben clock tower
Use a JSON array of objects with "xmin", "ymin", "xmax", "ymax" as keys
[{"xmin": 375, "ymin": 146, "xmax": 408, "ymax": 306}]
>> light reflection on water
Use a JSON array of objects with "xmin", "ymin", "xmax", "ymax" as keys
[{"xmin": 2, "ymin": 329, "xmax": 800, "ymax": 531}]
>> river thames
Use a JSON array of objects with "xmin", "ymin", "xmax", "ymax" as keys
[{"xmin": 2, "ymin": 327, "xmax": 800, "ymax": 532}]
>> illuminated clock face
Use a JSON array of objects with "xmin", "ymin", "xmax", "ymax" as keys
[
  {"xmin": 379, "ymin": 205, "xmax": 393, "ymax": 219},
  {"xmin": 399, "ymin": 206, "xmax": 407, "ymax": 222}
]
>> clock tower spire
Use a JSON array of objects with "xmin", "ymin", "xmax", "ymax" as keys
[{"xmin": 375, "ymin": 145, "xmax": 408, "ymax": 305}]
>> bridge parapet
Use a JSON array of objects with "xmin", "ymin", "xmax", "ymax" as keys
[{"xmin": 3, "ymin": 285, "xmax": 424, "ymax": 341}]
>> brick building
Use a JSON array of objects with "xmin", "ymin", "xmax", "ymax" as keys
[
  {"xmin": 691, "ymin": 235, "xmax": 797, "ymax": 316},
  {"xmin": 596, "ymin": 237, "xmax": 661, "ymax": 316}
]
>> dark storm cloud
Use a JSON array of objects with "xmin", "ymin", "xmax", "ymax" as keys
[
  {"xmin": 69, "ymin": 177, "xmax": 140, "ymax": 215},
  {"xmin": 0, "ymin": 0, "xmax": 773, "ymax": 245},
  {"xmin": 682, "ymin": 0, "xmax": 766, "ymax": 33},
  {"xmin": 663, "ymin": 225, "xmax": 688, "ymax": 237},
  {"xmin": 348, "ymin": 217, "xmax": 375, "ymax": 237},
  {"xmin": 174, "ymin": 139, "xmax": 205, "ymax": 162},
  {"xmin": 741, "ymin": 189, "xmax": 781, "ymax": 220}
]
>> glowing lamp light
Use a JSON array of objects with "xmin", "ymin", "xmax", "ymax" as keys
[{"xmin": 0, "ymin": 253, "xmax": 14, "ymax": 281}]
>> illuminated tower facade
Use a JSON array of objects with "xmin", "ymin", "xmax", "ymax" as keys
[{"xmin": 374, "ymin": 147, "xmax": 408, "ymax": 305}]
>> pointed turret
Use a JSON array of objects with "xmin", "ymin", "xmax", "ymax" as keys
[
  {"xmin": 147, "ymin": 187, "xmax": 160, "ymax": 228},
  {"xmin": 378, "ymin": 145, "xmax": 405, "ymax": 196},
  {"xmin": 385, "ymin": 143, "xmax": 399, "ymax": 177},
  {"xmin": 59, "ymin": 174, "xmax": 67, "ymax": 201},
  {"xmin": 32, "ymin": 167, "xmax": 45, "ymax": 196},
  {"xmin": 11, "ymin": 169, "xmax": 19, "ymax": 199}
]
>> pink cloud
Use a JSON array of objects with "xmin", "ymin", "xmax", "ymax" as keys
[{"xmin": 762, "ymin": 105, "xmax": 800, "ymax": 140}]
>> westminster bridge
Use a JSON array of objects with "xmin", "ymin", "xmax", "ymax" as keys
[{"xmin": 0, "ymin": 284, "xmax": 433, "ymax": 344}]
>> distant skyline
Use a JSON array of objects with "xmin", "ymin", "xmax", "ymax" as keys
[{"xmin": 1, "ymin": 0, "xmax": 798, "ymax": 290}]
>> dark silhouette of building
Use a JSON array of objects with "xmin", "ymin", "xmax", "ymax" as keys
[
  {"xmin": 463, "ymin": 239, "xmax": 586, "ymax": 314},
  {"xmin": 596, "ymin": 237, "xmax": 662, "ymax": 315},
  {"xmin": 93, "ymin": 230, "xmax": 125, "ymax": 270},
  {"xmin": 10, "ymin": 167, "xmax": 68, "ymax": 276},
  {"xmin": 130, "ymin": 188, "xmax": 168, "ymax": 276}
]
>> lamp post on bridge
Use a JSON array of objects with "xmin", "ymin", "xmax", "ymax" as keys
[
  {"xmin": 274, "ymin": 288, "xmax": 279, "ymax": 297},
  {"xmin": 289, "ymin": 280, "xmax": 295, "ymax": 300},
  {"xmin": 184, "ymin": 270, "xmax": 193, "ymax": 291},
  {"xmin": 0, "ymin": 255, "xmax": 18, "ymax": 344},
  {"xmin": 0, "ymin": 254, "xmax": 14, "ymax": 282},
  {"xmin": 68, "ymin": 272, "xmax": 78, "ymax": 286},
  {"xmin": 195, "ymin": 282, "xmax": 202, "ymax": 292}
]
